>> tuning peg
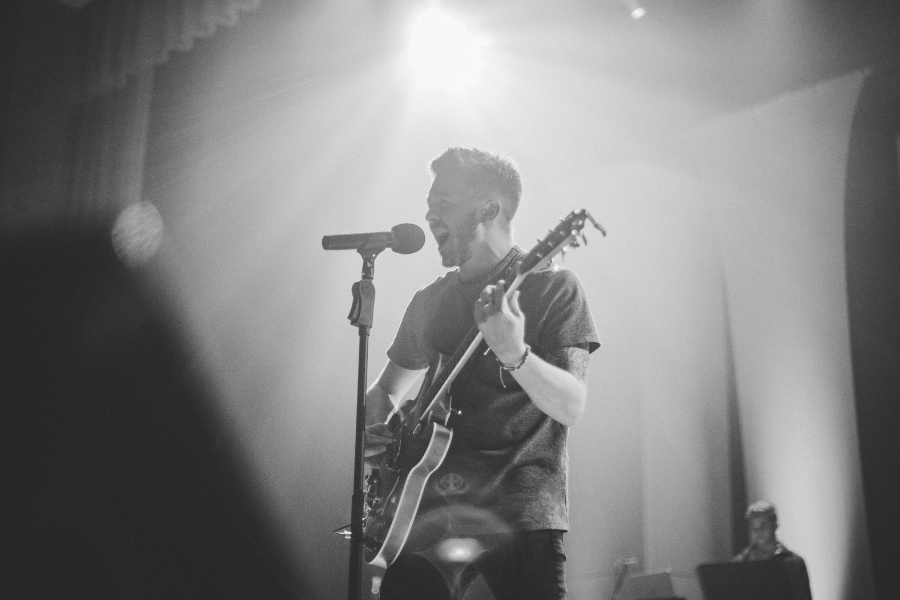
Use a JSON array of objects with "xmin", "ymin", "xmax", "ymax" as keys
[{"xmin": 582, "ymin": 211, "xmax": 607, "ymax": 236}]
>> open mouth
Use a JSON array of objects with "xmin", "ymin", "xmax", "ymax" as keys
[{"xmin": 434, "ymin": 231, "xmax": 450, "ymax": 248}]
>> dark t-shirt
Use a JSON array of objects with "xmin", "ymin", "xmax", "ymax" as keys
[
  {"xmin": 387, "ymin": 259, "xmax": 599, "ymax": 535},
  {"xmin": 733, "ymin": 544, "xmax": 813, "ymax": 600}
]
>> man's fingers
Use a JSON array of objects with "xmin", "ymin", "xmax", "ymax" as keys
[
  {"xmin": 493, "ymin": 282, "xmax": 505, "ymax": 305},
  {"xmin": 365, "ymin": 423, "xmax": 394, "ymax": 456},
  {"xmin": 364, "ymin": 445, "xmax": 387, "ymax": 458},
  {"xmin": 473, "ymin": 300, "xmax": 487, "ymax": 323},
  {"xmin": 508, "ymin": 290, "xmax": 522, "ymax": 316},
  {"xmin": 365, "ymin": 428, "xmax": 394, "ymax": 444}
]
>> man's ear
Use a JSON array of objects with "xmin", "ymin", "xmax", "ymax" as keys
[{"xmin": 481, "ymin": 199, "xmax": 502, "ymax": 223}]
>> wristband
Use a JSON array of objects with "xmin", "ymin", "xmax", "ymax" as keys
[{"xmin": 499, "ymin": 344, "xmax": 530, "ymax": 371}]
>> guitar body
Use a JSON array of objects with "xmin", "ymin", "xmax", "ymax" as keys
[
  {"xmin": 362, "ymin": 355, "xmax": 455, "ymax": 568},
  {"xmin": 357, "ymin": 209, "xmax": 604, "ymax": 569},
  {"xmin": 362, "ymin": 419, "xmax": 452, "ymax": 568}
]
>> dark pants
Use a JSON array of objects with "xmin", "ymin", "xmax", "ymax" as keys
[{"xmin": 379, "ymin": 530, "xmax": 567, "ymax": 600}]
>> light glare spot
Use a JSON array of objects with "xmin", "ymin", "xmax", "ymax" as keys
[
  {"xmin": 622, "ymin": 0, "xmax": 647, "ymax": 19},
  {"xmin": 434, "ymin": 537, "xmax": 483, "ymax": 562},
  {"xmin": 409, "ymin": 8, "xmax": 486, "ymax": 93},
  {"xmin": 111, "ymin": 201, "xmax": 164, "ymax": 267}
]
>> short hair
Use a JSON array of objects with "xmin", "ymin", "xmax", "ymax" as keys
[
  {"xmin": 745, "ymin": 500, "xmax": 778, "ymax": 526},
  {"xmin": 429, "ymin": 147, "xmax": 522, "ymax": 221}
]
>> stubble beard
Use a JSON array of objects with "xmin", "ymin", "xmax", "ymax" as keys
[{"xmin": 439, "ymin": 209, "xmax": 480, "ymax": 268}]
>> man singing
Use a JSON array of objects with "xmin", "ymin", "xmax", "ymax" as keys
[{"xmin": 365, "ymin": 147, "xmax": 599, "ymax": 600}]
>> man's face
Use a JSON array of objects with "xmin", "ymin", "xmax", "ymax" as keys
[
  {"xmin": 747, "ymin": 515, "xmax": 777, "ymax": 548},
  {"xmin": 426, "ymin": 172, "xmax": 485, "ymax": 268}
]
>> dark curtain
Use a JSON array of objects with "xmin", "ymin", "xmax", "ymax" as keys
[
  {"xmin": 845, "ymin": 63, "xmax": 900, "ymax": 600},
  {"xmin": 70, "ymin": 0, "xmax": 263, "ymax": 230}
]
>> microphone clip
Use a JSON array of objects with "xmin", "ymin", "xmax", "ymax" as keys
[{"xmin": 348, "ymin": 278, "xmax": 375, "ymax": 328}]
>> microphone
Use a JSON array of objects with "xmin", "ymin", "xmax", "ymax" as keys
[{"xmin": 322, "ymin": 223, "xmax": 426, "ymax": 255}]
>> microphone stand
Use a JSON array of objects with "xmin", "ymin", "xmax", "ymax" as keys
[{"xmin": 344, "ymin": 247, "xmax": 380, "ymax": 600}]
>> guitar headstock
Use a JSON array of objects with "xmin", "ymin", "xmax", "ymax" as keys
[{"xmin": 517, "ymin": 209, "xmax": 606, "ymax": 277}]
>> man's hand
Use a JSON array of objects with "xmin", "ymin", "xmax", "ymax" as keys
[
  {"xmin": 473, "ymin": 280, "xmax": 589, "ymax": 427},
  {"xmin": 365, "ymin": 422, "xmax": 395, "ymax": 459},
  {"xmin": 473, "ymin": 280, "xmax": 528, "ymax": 366}
]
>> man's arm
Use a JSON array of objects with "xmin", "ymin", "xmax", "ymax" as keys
[
  {"xmin": 365, "ymin": 360, "xmax": 426, "ymax": 426},
  {"xmin": 364, "ymin": 360, "xmax": 425, "ymax": 459},
  {"xmin": 531, "ymin": 345, "xmax": 590, "ymax": 422},
  {"xmin": 475, "ymin": 283, "xmax": 590, "ymax": 427},
  {"xmin": 504, "ymin": 345, "xmax": 589, "ymax": 427}
]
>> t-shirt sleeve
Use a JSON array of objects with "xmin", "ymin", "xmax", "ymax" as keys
[
  {"xmin": 532, "ymin": 268, "xmax": 600, "ymax": 354},
  {"xmin": 387, "ymin": 288, "xmax": 432, "ymax": 371}
]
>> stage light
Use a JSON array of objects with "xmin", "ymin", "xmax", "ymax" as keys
[{"xmin": 408, "ymin": 8, "xmax": 486, "ymax": 93}]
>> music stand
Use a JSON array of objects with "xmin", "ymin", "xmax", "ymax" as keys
[{"xmin": 695, "ymin": 561, "xmax": 796, "ymax": 600}]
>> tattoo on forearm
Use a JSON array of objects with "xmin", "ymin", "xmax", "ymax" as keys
[
  {"xmin": 568, "ymin": 348, "xmax": 590, "ymax": 380},
  {"xmin": 546, "ymin": 346, "xmax": 590, "ymax": 381}
]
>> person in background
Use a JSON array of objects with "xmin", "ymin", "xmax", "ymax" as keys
[{"xmin": 734, "ymin": 500, "xmax": 813, "ymax": 600}]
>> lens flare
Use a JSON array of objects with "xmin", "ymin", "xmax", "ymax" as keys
[
  {"xmin": 434, "ymin": 537, "xmax": 484, "ymax": 563},
  {"xmin": 111, "ymin": 201, "xmax": 164, "ymax": 267}
]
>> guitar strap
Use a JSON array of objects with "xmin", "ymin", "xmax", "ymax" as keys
[
  {"xmin": 497, "ymin": 244, "xmax": 527, "ymax": 282},
  {"xmin": 474, "ymin": 244, "xmax": 527, "ymax": 293}
]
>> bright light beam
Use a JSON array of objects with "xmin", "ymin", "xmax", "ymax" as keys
[{"xmin": 409, "ymin": 8, "xmax": 486, "ymax": 94}]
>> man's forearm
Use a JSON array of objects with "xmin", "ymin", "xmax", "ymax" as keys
[
  {"xmin": 365, "ymin": 383, "xmax": 396, "ymax": 426},
  {"xmin": 364, "ymin": 360, "xmax": 426, "ymax": 426},
  {"xmin": 507, "ymin": 351, "xmax": 587, "ymax": 427}
]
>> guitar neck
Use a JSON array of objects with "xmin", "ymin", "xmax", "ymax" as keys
[{"xmin": 423, "ymin": 325, "xmax": 481, "ymax": 406}]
